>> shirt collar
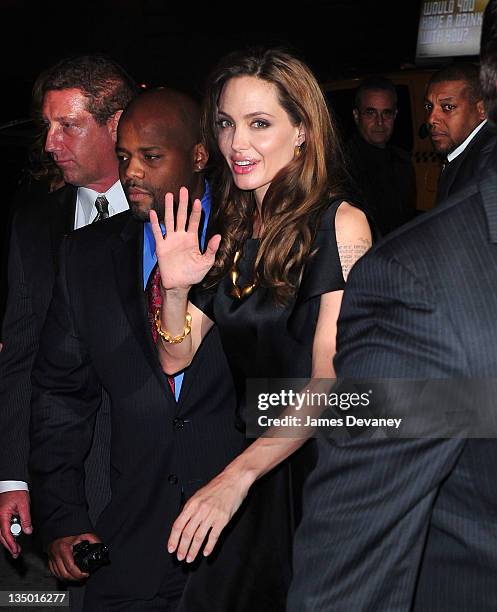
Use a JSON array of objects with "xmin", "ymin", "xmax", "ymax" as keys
[
  {"xmin": 77, "ymin": 180, "xmax": 129, "ymax": 225},
  {"xmin": 447, "ymin": 119, "xmax": 487, "ymax": 163}
]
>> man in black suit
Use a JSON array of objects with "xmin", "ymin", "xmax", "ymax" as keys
[
  {"xmin": 288, "ymin": 2, "xmax": 497, "ymax": 610},
  {"xmin": 346, "ymin": 76, "xmax": 417, "ymax": 235},
  {"xmin": 29, "ymin": 88, "xmax": 246, "ymax": 610},
  {"xmin": 0, "ymin": 55, "xmax": 137, "ymax": 562},
  {"xmin": 425, "ymin": 62, "xmax": 496, "ymax": 202}
]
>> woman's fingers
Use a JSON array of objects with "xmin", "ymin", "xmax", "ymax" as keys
[
  {"xmin": 175, "ymin": 516, "xmax": 205, "ymax": 562},
  {"xmin": 170, "ymin": 513, "xmax": 225, "ymax": 563},
  {"xmin": 168, "ymin": 496, "xmax": 231, "ymax": 563},
  {"xmin": 176, "ymin": 186, "xmax": 189, "ymax": 232},
  {"xmin": 149, "ymin": 210, "xmax": 164, "ymax": 245},
  {"xmin": 187, "ymin": 198, "xmax": 202, "ymax": 235},
  {"xmin": 184, "ymin": 516, "xmax": 226, "ymax": 561},
  {"xmin": 168, "ymin": 497, "xmax": 216, "ymax": 562},
  {"xmin": 186, "ymin": 520, "xmax": 213, "ymax": 562},
  {"xmin": 164, "ymin": 192, "xmax": 175, "ymax": 234},
  {"xmin": 158, "ymin": 189, "xmax": 204, "ymax": 243},
  {"xmin": 168, "ymin": 506, "xmax": 193, "ymax": 553},
  {"xmin": 202, "ymin": 522, "xmax": 224, "ymax": 557},
  {"xmin": 205, "ymin": 234, "xmax": 221, "ymax": 259}
]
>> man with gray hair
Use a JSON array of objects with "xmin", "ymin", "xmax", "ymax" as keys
[{"xmin": 346, "ymin": 75, "xmax": 416, "ymax": 235}]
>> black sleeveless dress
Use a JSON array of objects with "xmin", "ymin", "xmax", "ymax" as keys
[{"xmin": 180, "ymin": 201, "xmax": 346, "ymax": 611}]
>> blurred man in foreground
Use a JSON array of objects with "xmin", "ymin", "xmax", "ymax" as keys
[{"xmin": 290, "ymin": 2, "xmax": 497, "ymax": 610}]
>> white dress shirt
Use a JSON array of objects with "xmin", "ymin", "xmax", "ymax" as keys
[
  {"xmin": 447, "ymin": 119, "xmax": 487, "ymax": 163},
  {"xmin": 74, "ymin": 180, "xmax": 129, "ymax": 229},
  {"xmin": 0, "ymin": 180, "xmax": 128, "ymax": 495}
]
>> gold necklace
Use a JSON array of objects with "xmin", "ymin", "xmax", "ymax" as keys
[{"xmin": 230, "ymin": 250, "xmax": 257, "ymax": 299}]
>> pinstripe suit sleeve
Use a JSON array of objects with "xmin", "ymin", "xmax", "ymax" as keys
[
  {"xmin": 29, "ymin": 238, "xmax": 100, "ymax": 549},
  {"xmin": 0, "ymin": 214, "xmax": 39, "ymax": 481},
  {"xmin": 335, "ymin": 248, "xmax": 469, "ymax": 377},
  {"xmin": 290, "ymin": 249, "xmax": 468, "ymax": 611}
]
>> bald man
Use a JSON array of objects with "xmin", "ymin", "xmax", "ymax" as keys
[{"xmin": 29, "ymin": 88, "xmax": 246, "ymax": 611}]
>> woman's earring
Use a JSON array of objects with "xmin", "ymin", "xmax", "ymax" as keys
[{"xmin": 294, "ymin": 145, "xmax": 302, "ymax": 158}]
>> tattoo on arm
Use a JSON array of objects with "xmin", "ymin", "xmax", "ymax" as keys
[{"xmin": 338, "ymin": 237, "xmax": 371, "ymax": 280}]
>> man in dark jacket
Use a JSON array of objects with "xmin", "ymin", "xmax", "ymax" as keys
[
  {"xmin": 346, "ymin": 75, "xmax": 417, "ymax": 236},
  {"xmin": 425, "ymin": 62, "xmax": 496, "ymax": 202}
]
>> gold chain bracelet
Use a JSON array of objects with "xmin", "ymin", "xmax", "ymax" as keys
[{"xmin": 154, "ymin": 309, "xmax": 192, "ymax": 344}]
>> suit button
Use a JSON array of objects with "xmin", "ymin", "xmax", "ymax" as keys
[
  {"xmin": 173, "ymin": 418, "xmax": 184, "ymax": 429},
  {"xmin": 168, "ymin": 474, "xmax": 178, "ymax": 485}
]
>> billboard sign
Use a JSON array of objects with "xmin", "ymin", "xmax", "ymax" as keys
[{"xmin": 416, "ymin": 0, "xmax": 490, "ymax": 60}]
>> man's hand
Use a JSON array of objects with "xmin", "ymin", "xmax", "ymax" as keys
[
  {"xmin": 0, "ymin": 490, "xmax": 32, "ymax": 557},
  {"xmin": 48, "ymin": 533, "xmax": 101, "ymax": 581}
]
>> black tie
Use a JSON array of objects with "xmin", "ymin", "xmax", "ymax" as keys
[{"xmin": 93, "ymin": 195, "xmax": 110, "ymax": 223}]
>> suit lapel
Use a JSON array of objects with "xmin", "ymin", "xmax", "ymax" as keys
[
  {"xmin": 112, "ymin": 214, "xmax": 172, "ymax": 396},
  {"xmin": 440, "ymin": 152, "xmax": 464, "ymax": 200},
  {"xmin": 49, "ymin": 184, "xmax": 77, "ymax": 265},
  {"xmin": 438, "ymin": 124, "xmax": 493, "ymax": 202}
]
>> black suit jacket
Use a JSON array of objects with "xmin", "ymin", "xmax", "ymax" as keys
[
  {"xmin": 289, "ymin": 141, "xmax": 497, "ymax": 611},
  {"xmin": 0, "ymin": 185, "xmax": 111, "ymax": 523},
  {"xmin": 29, "ymin": 211, "xmax": 246, "ymax": 603},
  {"xmin": 436, "ymin": 121, "xmax": 497, "ymax": 202},
  {"xmin": 345, "ymin": 132, "xmax": 417, "ymax": 236}
]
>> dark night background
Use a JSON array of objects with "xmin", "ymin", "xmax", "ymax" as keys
[
  {"xmin": 0, "ymin": 0, "xmax": 426, "ymax": 194},
  {"xmin": 0, "ymin": 1, "xmax": 423, "ymax": 120},
  {"xmin": 0, "ymin": 0, "xmax": 426, "ymax": 324}
]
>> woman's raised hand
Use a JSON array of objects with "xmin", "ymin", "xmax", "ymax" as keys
[{"xmin": 150, "ymin": 186, "xmax": 221, "ymax": 291}]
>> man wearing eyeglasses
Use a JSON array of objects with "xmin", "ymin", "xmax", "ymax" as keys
[
  {"xmin": 425, "ymin": 63, "xmax": 495, "ymax": 204},
  {"xmin": 346, "ymin": 75, "xmax": 417, "ymax": 236}
]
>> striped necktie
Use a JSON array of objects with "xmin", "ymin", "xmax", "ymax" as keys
[{"xmin": 93, "ymin": 195, "xmax": 110, "ymax": 223}]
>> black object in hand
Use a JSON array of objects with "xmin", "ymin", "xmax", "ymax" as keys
[
  {"xmin": 72, "ymin": 540, "xmax": 110, "ymax": 574},
  {"xmin": 10, "ymin": 515, "xmax": 22, "ymax": 538}
]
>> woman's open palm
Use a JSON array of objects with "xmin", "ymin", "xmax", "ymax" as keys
[{"xmin": 150, "ymin": 186, "xmax": 221, "ymax": 290}]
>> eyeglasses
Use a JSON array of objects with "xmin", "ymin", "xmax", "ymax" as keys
[{"xmin": 359, "ymin": 108, "xmax": 397, "ymax": 121}]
